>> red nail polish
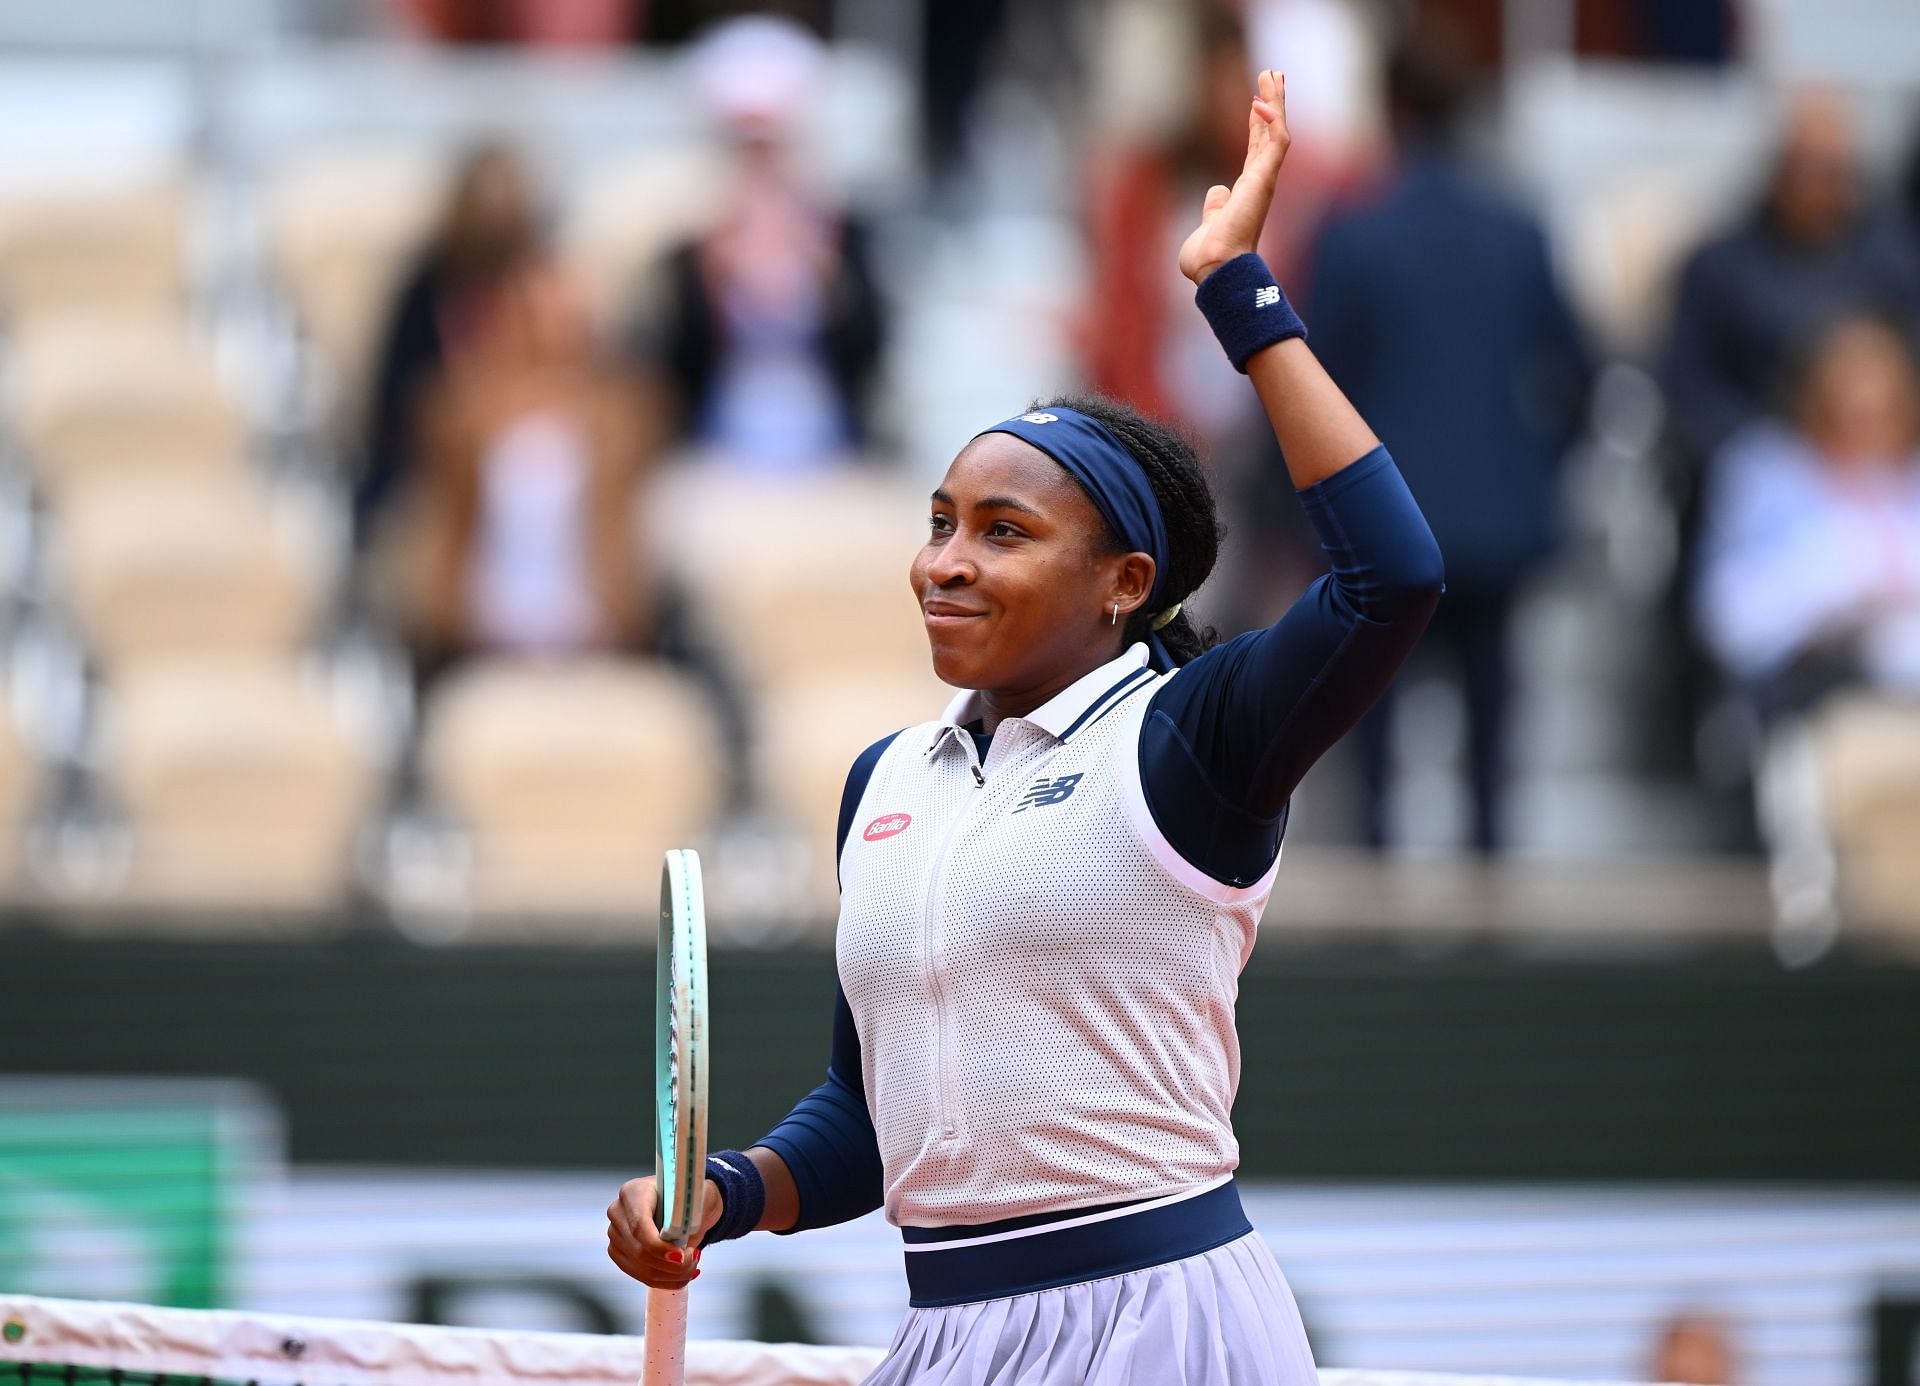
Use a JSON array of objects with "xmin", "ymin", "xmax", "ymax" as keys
[
  {"xmin": 667, "ymin": 1250, "xmax": 683, "ymax": 1264},
  {"xmin": 690, "ymin": 1270, "xmax": 701, "ymax": 1280}
]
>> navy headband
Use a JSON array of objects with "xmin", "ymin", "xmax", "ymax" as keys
[{"xmin": 977, "ymin": 406, "xmax": 1173, "ymax": 614}]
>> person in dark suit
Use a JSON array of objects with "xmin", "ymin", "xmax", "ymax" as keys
[
  {"xmin": 1663, "ymin": 90, "xmax": 1908, "ymax": 470},
  {"xmin": 1305, "ymin": 33, "xmax": 1589, "ymax": 852}
]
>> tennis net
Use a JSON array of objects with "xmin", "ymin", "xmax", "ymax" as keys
[{"xmin": 0, "ymin": 1295, "xmax": 883, "ymax": 1386}]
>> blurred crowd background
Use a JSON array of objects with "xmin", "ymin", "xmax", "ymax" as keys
[
  {"xmin": 3, "ymin": 1, "xmax": 1920, "ymax": 1384},
  {"xmin": 0, "ymin": 0, "xmax": 1914, "ymax": 945}
]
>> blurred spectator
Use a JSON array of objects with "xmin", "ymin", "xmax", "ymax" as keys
[
  {"xmin": 1694, "ymin": 311, "xmax": 1920, "ymax": 722},
  {"xmin": 1080, "ymin": 2, "xmax": 1381, "ymax": 431},
  {"xmin": 406, "ymin": 256, "xmax": 656, "ymax": 674},
  {"xmin": 1242, "ymin": 0, "xmax": 1386, "ymax": 283},
  {"xmin": 1079, "ymin": 5, "xmax": 1382, "ymax": 636},
  {"xmin": 1866, "ymin": 109, "xmax": 1920, "ymax": 341},
  {"xmin": 1081, "ymin": 5, "xmax": 1262, "ymax": 431},
  {"xmin": 630, "ymin": 15, "xmax": 886, "ymax": 471},
  {"xmin": 358, "ymin": 142, "xmax": 541, "ymax": 548},
  {"xmin": 1647, "ymin": 1308, "xmax": 1738, "ymax": 1384},
  {"xmin": 1662, "ymin": 90, "xmax": 1914, "ymax": 470},
  {"xmin": 398, "ymin": 0, "xmax": 636, "ymax": 46},
  {"xmin": 1306, "ymin": 24, "xmax": 1589, "ymax": 853},
  {"xmin": 920, "ymin": 0, "xmax": 1008, "ymax": 190},
  {"xmin": 398, "ymin": 253, "xmax": 754, "ymax": 808}
]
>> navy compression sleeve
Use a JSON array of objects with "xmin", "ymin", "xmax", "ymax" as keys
[
  {"xmin": 750, "ymin": 732, "xmax": 896, "ymax": 1232},
  {"xmin": 1141, "ymin": 446, "xmax": 1442, "ymax": 885},
  {"xmin": 754, "ymin": 986, "xmax": 884, "ymax": 1232}
]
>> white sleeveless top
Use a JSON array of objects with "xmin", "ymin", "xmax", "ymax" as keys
[
  {"xmin": 465, "ymin": 410, "xmax": 600, "ymax": 652},
  {"xmin": 834, "ymin": 643, "xmax": 1283, "ymax": 1228}
]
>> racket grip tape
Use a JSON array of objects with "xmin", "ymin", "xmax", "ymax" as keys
[{"xmin": 641, "ymin": 1284, "xmax": 689, "ymax": 1386}]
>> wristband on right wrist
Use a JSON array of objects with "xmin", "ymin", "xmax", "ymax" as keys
[
  {"xmin": 701, "ymin": 1150, "xmax": 765, "ymax": 1244},
  {"xmin": 1194, "ymin": 251, "xmax": 1307, "ymax": 372}
]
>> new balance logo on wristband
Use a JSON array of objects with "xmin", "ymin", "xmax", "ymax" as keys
[{"xmin": 1254, "ymin": 285, "xmax": 1281, "ymax": 308}]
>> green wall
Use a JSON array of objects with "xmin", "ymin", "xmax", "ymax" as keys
[{"xmin": 3, "ymin": 930, "xmax": 1915, "ymax": 1182}]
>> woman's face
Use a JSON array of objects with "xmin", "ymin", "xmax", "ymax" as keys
[
  {"xmin": 911, "ymin": 433, "xmax": 1155, "ymax": 712},
  {"xmin": 1801, "ymin": 318, "xmax": 1920, "ymax": 466}
]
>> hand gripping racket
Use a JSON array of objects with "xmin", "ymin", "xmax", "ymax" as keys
[{"xmin": 643, "ymin": 849, "xmax": 709, "ymax": 1386}]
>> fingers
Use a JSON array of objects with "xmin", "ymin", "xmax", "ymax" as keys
[
  {"xmin": 1251, "ymin": 70, "xmax": 1289, "ymax": 134},
  {"xmin": 605, "ymin": 1177, "xmax": 704, "ymax": 1288},
  {"xmin": 1248, "ymin": 68, "xmax": 1291, "ymax": 170},
  {"xmin": 602, "ymin": 1228, "xmax": 702, "ymax": 1282},
  {"xmin": 1202, "ymin": 183, "xmax": 1231, "ymax": 218}
]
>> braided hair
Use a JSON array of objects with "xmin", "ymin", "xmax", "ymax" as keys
[{"xmin": 1033, "ymin": 392, "xmax": 1224, "ymax": 664}]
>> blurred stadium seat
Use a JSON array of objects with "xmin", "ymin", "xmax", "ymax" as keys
[
  {"xmin": 261, "ymin": 144, "xmax": 447, "ymax": 426},
  {"xmin": 758, "ymin": 668, "xmax": 949, "ymax": 911},
  {"xmin": 55, "ymin": 475, "xmax": 323, "ymax": 671},
  {"xmin": 651, "ymin": 465, "xmax": 929, "ymax": 693},
  {"xmin": 417, "ymin": 657, "xmax": 724, "ymax": 931},
  {"xmin": 7, "ymin": 316, "xmax": 241, "ymax": 502},
  {"xmin": 0, "ymin": 690, "xmax": 41, "ymax": 890},
  {"xmin": 1814, "ymin": 695, "xmax": 1920, "ymax": 938},
  {"xmin": 0, "ymin": 179, "xmax": 184, "ymax": 325},
  {"xmin": 100, "ymin": 658, "xmax": 376, "ymax": 914},
  {"xmin": 561, "ymin": 147, "xmax": 725, "ymax": 330}
]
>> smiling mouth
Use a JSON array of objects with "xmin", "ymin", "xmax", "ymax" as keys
[{"xmin": 922, "ymin": 602, "xmax": 986, "ymax": 620}]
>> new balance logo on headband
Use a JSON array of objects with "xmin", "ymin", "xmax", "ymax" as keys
[
  {"xmin": 1019, "ymin": 412, "xmax": 1058, "ymax": 424},
  {"xmin": 1013, "ymin": 773, "xmax": 1084, "ymax": 812},
  {"xmin": 1254, "ymin": 285, "xmax": 1281, "ymax": 308}
]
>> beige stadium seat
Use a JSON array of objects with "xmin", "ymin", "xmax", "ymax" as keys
[
  {"xmin": 561, "ymin": 147, "xmax": 724, "ymax": 328},
  {"xmin": 756, "ymin": 667, "xmax": 951, "ymax": 913},
  {"xmin": 1565, "ymin": 166, "xmax": 1724, "ymax": 356},
  {"xmin": 420, "ymin": 657, "xmax": 725, "ymax": 930},
  {"xmin": 0, "ymin": 181, "xmax": 184, "ymax": 324},
  {"xmin": 1812, "ymin": 695, "xmax": 1920, "ymax": 938},
  {"xmin": 55, "ymin": 475, "xmax": 321, "ymax": 672},
  {"xmin": 102, "ymin": 658, "xmax": 376, "ymax": 912},
  {"xmin": 652, "ymin": 465, "xmax": 932, "ymax": 693},
  {"xmin": 261, "ymin": 145, "xmax": 446, "ymax": 422},
  {"xmin": 7, "ymin": 316, "xmax": 242, "ymax": 500},
  {"xmin": 0, "ymin": 693, "xmax": 42, "ymax": 892}
]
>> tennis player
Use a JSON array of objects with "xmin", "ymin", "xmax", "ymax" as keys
[{"xmin": 610, "ymin": 70, "xmax": 1442, "ymax": 1382}]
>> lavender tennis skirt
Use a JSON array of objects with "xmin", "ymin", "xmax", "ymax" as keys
[{"xmin": 863, "ymin": 1180, "xmax": 1318, "ymax": 1385}]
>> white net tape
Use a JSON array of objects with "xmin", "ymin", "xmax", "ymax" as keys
[
  {"xmin": 0, "ymin": 1296, "xmax": 881, "ymax": 1386},
  {"xmin": 0, "ymin": 1295, "xmax": 1665, "ymax": 1386}
]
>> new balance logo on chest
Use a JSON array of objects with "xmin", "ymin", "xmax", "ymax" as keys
[{"xmin": 1012, "ymin": 773, "xmax": 1085, "ymax": 812}]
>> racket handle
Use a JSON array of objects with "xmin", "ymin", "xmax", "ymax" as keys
[{"xmin": 642, "ymin": 1283, "xmax": 690, "ymax": 1386}]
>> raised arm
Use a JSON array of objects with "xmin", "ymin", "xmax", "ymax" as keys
[
  {"xmin": 1178, "ymin": 70, "xmax": 1378, "ymax": 489},
  {"xmin": 1137, "ymin": 69, "xmax": 1443, "ymax": 888}
]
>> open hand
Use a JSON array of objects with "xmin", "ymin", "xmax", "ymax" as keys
[{"xmin": 1178, "ymin": 69, "xmax": 1291, "ymax": 286}]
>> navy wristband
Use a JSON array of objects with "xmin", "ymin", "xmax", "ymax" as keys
[
  {"xmin": 1194, "ymin": 252, "xmax": 1306, "ymax": 372},
  {"xmin": 702, "ymin": 1150, "xmax": 766, "ymax": 1244}
]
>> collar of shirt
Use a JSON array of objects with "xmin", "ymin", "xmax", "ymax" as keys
[{"xmin": 923, "ymin": 642, "xmax": 1156, "ymax": 758}]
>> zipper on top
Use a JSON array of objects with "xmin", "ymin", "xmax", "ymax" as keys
[{"xmin": 921, "ymin": 733, "xmax": 984, "ymax": 1141}]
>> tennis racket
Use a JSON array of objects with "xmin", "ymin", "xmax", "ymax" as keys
[{"xmin": 643, "ymin": 848, "xmax": 709, "ymax": 1386}]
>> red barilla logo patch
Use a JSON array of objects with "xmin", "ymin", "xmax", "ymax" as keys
[{"xmin": 864, "ymin": 813, "xmax": 912, "ymax": 842}]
